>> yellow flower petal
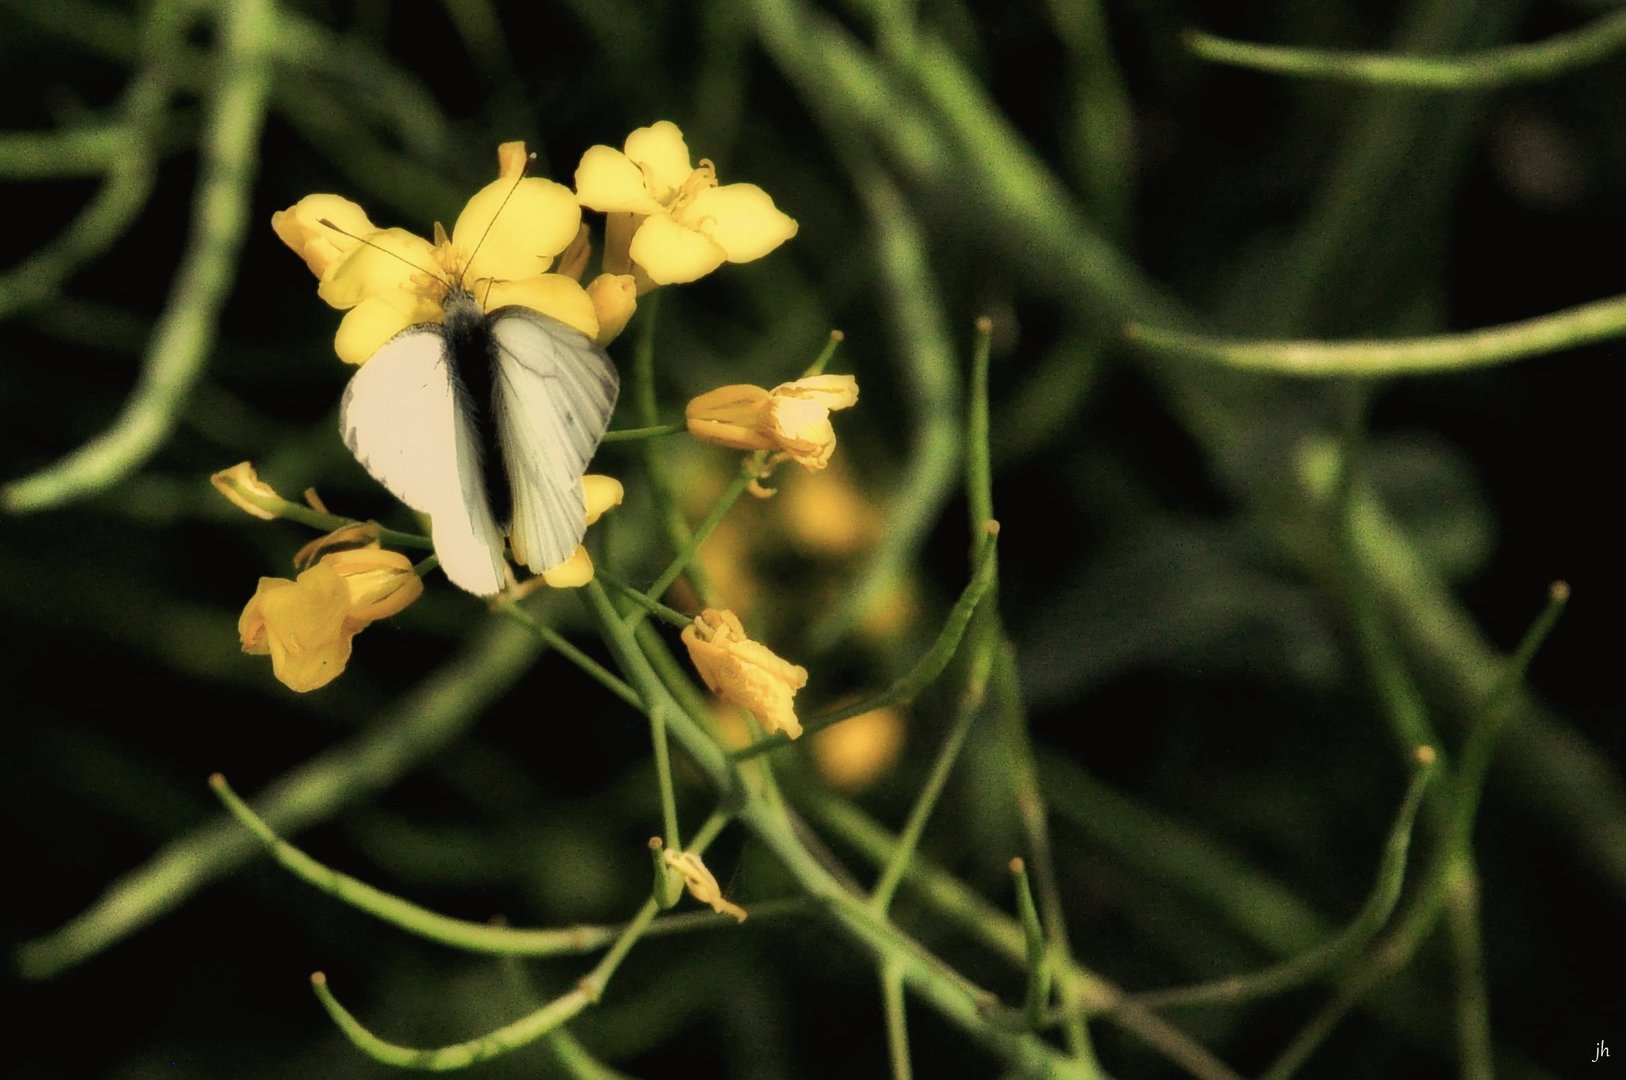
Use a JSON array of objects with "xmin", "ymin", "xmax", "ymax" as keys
[
  {"xmin": 574, "ymin": 145, "xmax": 664, "ymax": 214},
  {"xmin": 682, "ymin": 608, "xmax": 808, "ymax": 738},
  {"xmin": 556, "ymin": 224, "xmax": 592, "ymax": 282},
  {"xmin": 333, "ymin": 293, "xmax": 429, "ymax": 366},
  {"xmin": 245, "ymin": 563, "xmax": 355, "ymax": 693},
  {"xmin": 684, "ymin": 183, "xmax": 799, "ymax": 264},
  {"xmin": 271, "ymin": 195, "xmax": 378, "ymax": 282},
  {"xmin": 496, "ymin": 140, "xmax": 530, "ymax": 181},
  {"xmin": 630, "ymin": 214, "xmax": 727, "ymax": 285},
  {"xmin": 211, "ymin": 461, "xmax": 286, "ymax": 520},
  {"xmin": 583, "ymin": 474, "xmax": 625, "ymax": 523},
  {"xmin": 623, "ymin": 120, "xmax": 694, "ymax": 200},
  {"xmin": 453, "ymin": 176, "xmax": 581, "ymax": 286},
  {"xmin": 483, "ymin": 274, "xmax": 599, "ymax": 340},
  {"xmin": 686, "ymin": 384, "xmax": 775, "ymax": 451},
  {"xmin": 536, "ymin": 546, "xmax": 594, "ymax": 587},
  {"xmin": 322, "ymin": 547, "xmax": 424, "ymax": 623},
  {"xmin": 317, "ymin": 228, "xmax": 438, "ymax": 310},
  {"xmin": 585, "ymin": 273, "xmax": 637, "ymax": 345}
]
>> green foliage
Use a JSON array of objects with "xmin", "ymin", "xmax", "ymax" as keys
[{"xmin": 4, "ymin": 1, "xmax": 1618, "ymax": 1077}]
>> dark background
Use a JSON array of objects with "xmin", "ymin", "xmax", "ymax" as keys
[{"xmin": 2, "ymin": 0, "xmax": 1620, "ymax": 1076}]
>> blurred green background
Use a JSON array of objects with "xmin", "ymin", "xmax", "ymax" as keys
[{"xmin": 2, "ymin": 0, "xmax": 1621, "ymax": 1077}]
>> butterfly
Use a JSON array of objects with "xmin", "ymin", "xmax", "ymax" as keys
[{"xmin": 339, "ymin": 281, "xmax": 619, "ymax": 597}]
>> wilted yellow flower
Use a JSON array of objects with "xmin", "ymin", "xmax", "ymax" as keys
[
  {"xmin": 662, "ymin": 848, "xmax": 747, "ymax": 922},
  {"xmin": 211, "ymin": 461, "xmax": 287, "ymax": 520},
  {"xmin": 686, "ymin": 374, "xmax": 858, "ymax": 470},
  {"xmin": 682, "ymin": 608, "xmax": 808, "ymax": 738},
  {"xmin": 575, "ymin": 120, "xmax": 798, "ymax": 286},
  {"xmin": 273, "ymin": 141, "xmax": 598, "ymax": 364},
  {"xmin": 239, "ymin": 533, "xmax": 423, "ymax": 692}
]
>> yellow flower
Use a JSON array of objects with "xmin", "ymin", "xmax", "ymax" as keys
[
  {"xmin": 662, "ymin": 849, "xmax": 747, "ymax": 922},
  {"xmin": 497, "ymin": 473, "xmax": 625, "ymax": 591},
  {"xmin": 211, "ymin": 461, "xmax": 288, "ymax": 520},
  {"xmin": 686, "ymin": 375, "xmax": 858, "ymax": 470},
  {"xmin": 574, "ymin": 120, "xmax": 798, "ymax": 286},
  {"xmin": 239, "ymin": 532, "xmax": 423, "ymax": 692},
  {"xmin": 681, "ymin": 608, "xmax": 808, "ymax": 738},
  {"xmin": 273, "ymin": 141, "xmax": 598, "ymax": 365}
]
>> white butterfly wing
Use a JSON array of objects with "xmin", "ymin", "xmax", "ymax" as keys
[
  {"xmin": 339, "ymin": 328, "xmax": 509, "ymax": 596},
  {"xmin": 489, "ymin": 308, "xmax": 620, "ymax": 573}
]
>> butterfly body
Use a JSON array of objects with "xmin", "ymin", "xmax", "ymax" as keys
[{"xmin": 340, "ymin": 294, "xmax": 619, "ymax": 597}]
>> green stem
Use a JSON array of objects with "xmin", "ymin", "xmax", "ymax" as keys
[
  {"xmin": 1127, "ymin": 291, "xmax": 1626, "ymax": 378},
  {"xmin": 600, "ymin": 421, "xmax": 686, "ymax": 443},
  {"xmin": 16, "ymin": 618, "xmax": 545, "ymax": 978},
  {"xmin": 4, "ymin": 0, "xmax": 276, "ymax": 513},
  {"xmin": 809, "ymin": 160, "xmax": 961, "ymax": 649},
  {"xmin": 869, "ymin": 613, "xmax": 997, "ymax": 914},
  {"xmin": 1186, "ymin": 10, "xmax": 1626, "ymax": 89},
  {"xmin": 1445, "ymin": 857, "xmax": 1493, "ymax": 1080},
  {"xmin": 0, "ymin": 122, "xmax": 139, "ymax": 179},
  {"xmin": 634, "ymin": 292, "xmax": 716, "ymax": 605},
  {"xmin": 965, "ymin": 316, "xmax": 994, "ymax": 535},
  {"xmin": 312, "ymin": 811, "xmax": 732, "ymax": 1069},
  {"xmin": 801, "ymin": 328, "xmax": 846, "ymax": 377},
  {"xmin": 596, "ymin": 570, "xmax": 694, "ymax": 629},
  {"xmin": 630, "ymin": 462, "xmax": 756, "ymax": 629},
  {"xmin": 649, "ymin": 705, "xmax": 684, "ymax": 907},
  {"xmin": 733, "ymin": 526, "xmax": 999, "ymax": 760},
  {"xmin": 497, "ymin": 604, "xmax": 641, "ymax": 709},
  {"xmin": 213, "ymin": 775, "xmax": 746, "ymax": 956},
  {"xmin": 0, "ymin": 10, "xmax": 171, "ymax": 318},
  {"xmin": 1009, "ymin": 858, "xmax": 1050, "ymax": 1028},
  {"xmin": 881, "ymin": 960, "xmax": 913, "ymax": 1080},
  {"xmin": 1126, "ymin": 750, "xmax": 1435, "ymax": 1010}
]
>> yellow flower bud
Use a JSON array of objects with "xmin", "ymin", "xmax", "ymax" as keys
[
  {"xmin": 211, "ymin": 461, "xmax": 287, "ymax": 520},
  {"xmin": 685, "ymin": 375, "xmax": 858, "ymax": 470},
  {"xmin": 586, "ymin": 273, "xmax": 638, "ymax": 346},
  {"xmin": 681, "ymin": 608, "xmax": 808, "ymax": 738}
]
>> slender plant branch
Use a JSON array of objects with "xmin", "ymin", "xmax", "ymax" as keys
[
  {"xmin": 1126, "ymin": 291, "xmax": 1626, "ymax": 378},
  {"xmin": 1186, "ymin": 9, "xmax": 1626, "ymax": 89},
  {"xmin": 4, "ymin": 0, "xmax": 276, "ymax": 512}
]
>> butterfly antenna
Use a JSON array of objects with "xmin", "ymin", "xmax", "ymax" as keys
[
  {"xmin": 318, "ymin": 219, "xmax": 443, "ymax": 281},
  {"xmin": 460, "ymin": 152, "xmax": 537, "ymax": 289}
]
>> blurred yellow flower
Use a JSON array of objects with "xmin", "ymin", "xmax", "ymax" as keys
[
  {"xmin": 575, "ymin": 120, "xmax": 798, "ymax": 286},
  {"xmin": 662, "ymin": 848, "xmax": 747, "ymax": 922},
  {"xmin": 686, "ymin": 375, "xmax": 858, "ymax": 470},
  {"xmin": 780, "ymin": 462, "xmax": 882, "ymax": 556},
  {"xmin": 811, "ymin": 707, "xmax": 906, "ymax": 792},
  {"xmin": 681, "ymin": 608, "xmax": 808, "ymax": 738},
  {"xmin": 273, "ymin": 141, "xmax": 600, "ymax": 365},
  {"xmin": 239, "ymin": 531, "xmax": 423, "ymax": 692}
]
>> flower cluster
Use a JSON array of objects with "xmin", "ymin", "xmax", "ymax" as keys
[{"xmin": 238, "ymin": 525, "xmax": 423, "ymax": 693}]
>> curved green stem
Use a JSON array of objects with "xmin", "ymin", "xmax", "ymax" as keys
[
  {"xmin": 869, "ymin": 610, "xmax": 997, "ymax": 913},
  {"xmin": 4, "ymin": 0, "xmax": 276, "ymax": 512},
  {"xmin": 1126, "ymin": 750, "xmax": 1436, "ymax": 1011},
  {"xmin": 16, "ymin": 617, "xmax": 545, "ymax": 978},
  {"xmin": 310, "ymin": 811, "xmax": 732, "ymax": 1069},
  {"xmin": 1187, "ymin": 10, "xmax": 1626, "ymax": 89},
  {"xmin": 213, "ymin": 775, "xmax": 741, "ymax": 956},
  {"xmin": 1127, "ymin": 290, "xmax": 1626, "ymax": 378}
]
